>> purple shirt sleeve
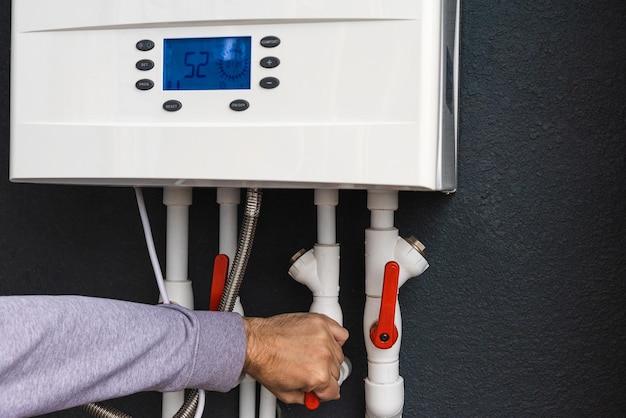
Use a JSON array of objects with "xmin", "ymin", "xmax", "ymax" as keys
[{"xmin": 0, "ymin": 295, "xmax": 246, "ymax": 417}]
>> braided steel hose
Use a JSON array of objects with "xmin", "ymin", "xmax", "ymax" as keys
[
  {"xmin": 218, "ymin": 188, "xmax": 262, "ymax": 313},
  {"xmin": 81, "ymin": 402, "xmax": 132, "ymax": 418},
  {"xmin": 82, "ymin": 389, "xmax": 199, "ymax": 418},
  {"xmin": 172, "ymin": 389, "xmax": 200, "ymax": 418}
]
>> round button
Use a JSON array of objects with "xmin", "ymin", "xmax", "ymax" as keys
[
  {"xmin": 260, "ymin": 36, "xmax": 281, "ymax": 48},
  {"xmin": 136, "ymin": 40, "xmax": 155, "ymax": 51},
  {"xmin": 230, "ymin": 99, "xmax": 250, "ymax": 112},
  {"xmin": 260, "ymin": 57, "xmax": 280, "ymax": 69},
  {"xmin": 260, "ymin": 77, "xmax": 280, "ymax": 89},
  {"xmin": 136, "ymin": 59, "xmax": 155, "ymax": 71},
  {"xmin": 136, "ymin": 79, "xmax": 154, "ymax": 90},
  {"xmin": 163, "ymin": 100, "xmax": 182, "ymax": 112}
]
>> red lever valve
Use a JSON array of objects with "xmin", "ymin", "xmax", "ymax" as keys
[
  {"xmin": 209, "ymin": 254, "xmax": 229, "ymax": 311},
  {"xmin": 370, "ymin": 261, "xmax": 400, "ymax": 350}
]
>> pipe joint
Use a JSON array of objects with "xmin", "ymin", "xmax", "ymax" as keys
[
  {"xmin": 163, "ymin": 280, "xmax": 194, "ymax": 310},
  {"xmin": 217, "ymin": 187, "xmax": 241, "ymax": 205},
  {"xmin": 314, "ymin": 189, "xmax": 339, "ymax": 206},
  {"xmin": 163, "ymin": 187, "xmax": 193, "ymax": 206},
  {"xmin": 367, "ymin": 190, "xmax": 399, "ymax": 211},
  {"xmin": 364, "ymin": 376, "xmax": 404, "ymax": 418}
]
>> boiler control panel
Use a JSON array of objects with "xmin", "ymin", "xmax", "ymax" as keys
[{"xmin": 10, "ymin": 0, "xmax": 459, "ymax": 191}]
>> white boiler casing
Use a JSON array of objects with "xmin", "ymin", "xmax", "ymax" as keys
[{"xmin": 10, "ymin": 0, "xmax": 459, "ymax": 191}]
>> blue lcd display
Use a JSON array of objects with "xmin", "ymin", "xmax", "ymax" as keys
[{"xmin": 163, "ymin": 37, "xmax": 251, "ymax": 90}]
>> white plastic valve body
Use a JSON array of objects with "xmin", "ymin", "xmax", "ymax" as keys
[
  {"xmin": 289, "ymin": 244, "xmax": 342, "ymax": 324},
  {"xmin": 289, "ymin": 189, "xmax": 343, "ymax": 324},
  {"xmin": 363, "ymin": 191, "xmax": 429, "ymax": 418}
]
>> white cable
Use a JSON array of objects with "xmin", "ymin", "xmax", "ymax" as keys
[
  {"xmin": 134, "ymin": 187, "xmax": 170, "ymax": 305},
  {"xmin": 135, "ymin": 187, "xmax": 206, "ymax": 418}
]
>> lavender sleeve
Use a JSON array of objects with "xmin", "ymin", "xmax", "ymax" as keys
[{"xmin": 0, "ymin": 295, "xmax": 246, "ymax": 417}]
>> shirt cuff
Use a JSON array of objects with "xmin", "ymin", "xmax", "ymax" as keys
[{"xmin": 186, "ymin": 310, "xmax": 246, "ymax": 392}]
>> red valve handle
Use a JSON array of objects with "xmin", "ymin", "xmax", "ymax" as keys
[
  {"xmin": 209, "ymin": 254, "xmax": 229, "ymax": 311},
  {"xmin": 369, "ymin": 261, "xmax": 400, "ymax": 349},
  {"xmin": 304, "ymin": 391, "xmax": 321, "ymax": 410}
]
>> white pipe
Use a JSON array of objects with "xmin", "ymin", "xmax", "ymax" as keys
[
  {"xmin": 162, "ymin": 187, "xmax": 194, "ymax": 308},
  {"xmin": 216, "ymin": 189, "xmax": 246, "ymax": 318},
  {"xmin": 257, "ymin": 222, "xmax": 276, "ymax": 418},
  {"xmin": 370, "ymin": 210, "xmax": 395, "ymax": 230},
  {"xmin": 259, "ymin": 386, "xmax": 277, "ymax": 418},
  {"xmin": 368, "ymin": 190, "xmax": 397, "ymax": 230},
  {"xmin": 162, "ymin": 187, "xmax": 194, "ymax": 418},
  {"xmin": 239, "ymin": 374, "xmax": 257, "ymax": 418},
  {"xmin": 164, "ymin": 188, "xmax": 192, "ymax": 282},
  {"xmin": 165, "ymin": 206, "xmax": 189, "ymax": 280},
  {"xmin": 217, "ymin": 187, "xmax": 240, "ymax": 259},
  {"xmin": 317, "ymin": 205, "xmax": 336, "ymax": 245},
  {"xmin": 315, "ymin": 189, "xmax": 338, "ymax": 245}
]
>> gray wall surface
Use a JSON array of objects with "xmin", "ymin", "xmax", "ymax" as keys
[{"xmin": 1, "ymin": 1, "xmax": 624, "ymax": 417}]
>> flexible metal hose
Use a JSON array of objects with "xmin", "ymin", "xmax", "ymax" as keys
[
  {"xmin": 81, "ymin": 402, "xmax": 132, "ymax": 418},
  {"xmin": 172, "ymin": 389, "xmax": 200, "ymax": 418},
  {"xmin": 218, "ymin": 188, "xmax": 262, "ymax": 313},
  {"xmin": 81, "ymin": 389, "xmax": 199, "ymax": 418}
]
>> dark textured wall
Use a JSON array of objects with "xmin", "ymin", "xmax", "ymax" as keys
[{"xmin": 1, "ymin": 1, "xmax": 625, "ymax": 417}]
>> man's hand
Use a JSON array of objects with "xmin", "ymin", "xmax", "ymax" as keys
[{"xmin": 242, "ymin": 313, "xmax": 349, "ymax": 405}]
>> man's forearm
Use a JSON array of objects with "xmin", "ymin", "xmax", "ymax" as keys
[{"xmin": 0, "ymin": 295, "xmax": 246, "ymax": 417}]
